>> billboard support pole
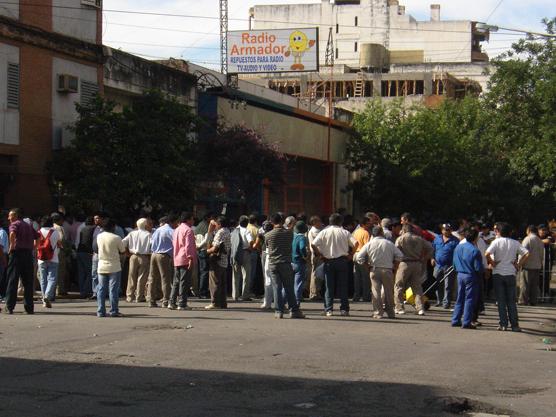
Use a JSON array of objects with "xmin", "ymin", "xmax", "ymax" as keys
[{"xmin": 220, "ymin": 0, "xmax": 228, "ymax": 74}]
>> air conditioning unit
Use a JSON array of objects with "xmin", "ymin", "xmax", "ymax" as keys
[
  {"xmin": 57, "ymin": 74, "xmax": 79, "ymax": 93},
  {"xmin": 81, "ymin": 0, "xmax": 101, "ymax": 8}
]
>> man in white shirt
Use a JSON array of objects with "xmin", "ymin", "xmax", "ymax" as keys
[
  {"xmin": 355, "ymin": 226, "xmax": 403, "ymax": 318},
  {"xmin": 97, "ymin": 219, "xmax": 126, "ymax": 317},
  {"xmin": 485, "ymin": 222, "xmax": 529, "ymax": 332},
  {"xmin": 123, "ymin": 218, "xmax": 152, "ymax": 303},
  {"xmin": 232, "ymin": 216, "xmax": 255, "ymax": 301},
  {"xmin": 37, "ymin": 216, "xmax": 61, "ymax": 308},
  {"xmin": 518, "ymin": 225, "xmax": 544, "ymax": 306},
  {"xmin": 312, "ymin": 213, "xmax": 357, "ymax": 317}
]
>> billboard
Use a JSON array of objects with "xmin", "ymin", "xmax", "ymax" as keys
[{"xmin": 227, "ymin": 28, "xmax": 319, "ymax": 74}]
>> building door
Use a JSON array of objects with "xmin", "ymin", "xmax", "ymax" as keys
[{"xmin": 266, "ymin": 158, "xmax": 332, "ymax": 216}]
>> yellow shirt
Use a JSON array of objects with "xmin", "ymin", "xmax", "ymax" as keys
[
  {"xmin": 352, "ymin": 227, "xmax": 370, "ymax": 253},
  {"xmin": 247, "ymin": 223, "xmax": 259, "ymax": 242}
]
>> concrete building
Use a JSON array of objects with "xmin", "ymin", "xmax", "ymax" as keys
[
  {"xmin": 0, "ymin": 0, "xmax": 103, "ymax": 214},
  {"xmin": 251, "ymin": 0, "xmax": 490, "ymax": 66},
  {"xmin": 248, "ymin": 0, "xmax": 490, "ymax": 107}
]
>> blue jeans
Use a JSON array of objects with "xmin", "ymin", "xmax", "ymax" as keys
[
  {"xmin": 77, "ymin": 252, "xmax": 93, "ymax": 297},
  {"xmin": 493, "ymin": 274, "xmax": 519, "ymax": 328},
  {"xmin": 292, "ymin": 261, "xmax": 307, "ymax": 305},
  {"xmin": 268, "ymin": 262, "xmax": 299, "ymax": 313},
  {"xmin": 324, "ymin": 257, "xmax": 350, "ymax": 312},
  {"xmin": 92, "ymin": 254, "xmax": 99, "ymax": 296},
  {"xmin": 451, "ymin": 273, "xmax": 479, "ymax": 327},
  {"xmin": 38, "ymin": 261, "xmax": 59, "ymax": 301},
  {"xmin": 433, "ymin": 265, "xmax": 456, "ymax": 307},
  {"xmin": 97, "ymin": 272, "xmax": 121, "ymax": 316}
]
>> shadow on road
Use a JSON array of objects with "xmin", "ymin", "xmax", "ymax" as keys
[{"xmin": 0, "ymin": 357, "xmax": 514, "ymax": 417}]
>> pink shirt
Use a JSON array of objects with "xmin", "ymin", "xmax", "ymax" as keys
[{"xmin": 173, "ymin": 223, "xmax": 197, "ymax": 267}]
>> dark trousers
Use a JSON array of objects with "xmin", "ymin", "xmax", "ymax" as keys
[
  {"xmin": 452, "ymin": 273, "xmax": 479, "ymax": 327},
  {"xmin": 268, "ymin": 262, "xmax": 299, "ymax": 313},
  {"xmin": 77, "ymin": 252, "xmax": 93, "ymax": 297},
  {"xmin": 5, "ymin": 249, "xmax": 34, "ymax": 313},
  {"xmin": 324, "ymin": 257, "xmax": 350, "ymax": 312},
  {"xmin": 493, "ymin": 274, "xmax": 519, "ymax": 328},
  {"xmin": 0, "ymin": 261, "xmax": 7, "ymax": 298},
  {"xmin": 209, "ymin": 264, "xmax": 228, "ymax": 308},
  {"xmin": 198, "ymin": 251, "xmax": 210, "ymax": 297},
  {"xmin": 170, "ymin": 265, "xmax": 193, "ymax": 307},
  {"xmin": 473, "ymin": 271, "xmax": 485, "ymax": 321}
]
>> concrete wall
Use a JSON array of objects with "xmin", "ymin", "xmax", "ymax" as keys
[
  {"xmin": 390, "ymin": 62, "xmax": 491, "ymax": 92},
  {"xmin": 0, "ymin": 42, "xmax": 20, "ymax": 145},
  {"xmin": 53, "ymin": 0, "xmax": 99, "ymax": 43},
  {"xmin": 105, "ymin": 50, "xmax": 197, "ymax": 108},
  {"xmin": 216, "ymin": 96, "xmax": 348, "ymax": 164},
  {"xmin": 0, "ymin": 0, "xmax": 18, "ymax": 20},
  {"xmin": 253, "ymin": 0, "xmax": 475, "ymax": 66},
  {"xmin": 52, "ymin": 56, "xmax": 98, "ymax": 147}
]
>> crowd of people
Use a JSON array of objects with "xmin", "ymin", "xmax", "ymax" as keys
[{"xmin": 0, "ymin": 207, "xmax": 554, "ymax": 331}]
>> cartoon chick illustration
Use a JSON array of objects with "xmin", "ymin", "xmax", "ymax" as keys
[{"xmin": 284, "ymin": 30, "xmax": 316, "ymax": 71}]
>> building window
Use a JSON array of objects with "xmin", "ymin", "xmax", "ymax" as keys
[
  {"xmin": 80, "ymin": 80, "xmax": 99, "ymax": 107},
  {"xmin": 336, "ymin": 24, "xmax": 339, "ymax": 34},
  {"xmin": 7, "ymin": 63, "xmax": 19, "ymax": 109},
  {"xmin": 354, "ymin": 42, "xmax": 358, "ymax": 52},
  {"xmin": 355, "ymin": 16, "xmax": 358, "ymax": 26},
  {"xmin": 335, "ymin": 48, "xmax": 338, "ymax": 59}
]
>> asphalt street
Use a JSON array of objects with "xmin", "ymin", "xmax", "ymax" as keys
[{"xmin": 0, "ymin": 298, "xmax": 555, "ymax": 417}]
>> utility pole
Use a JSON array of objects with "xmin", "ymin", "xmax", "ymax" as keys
[
  {"xmin": 220, "ymin": 0, "xmax": 228, "ymax": 74},
  {"xmin": 325, "ymin": 27, "xmax": 334, "ymax": 67}
]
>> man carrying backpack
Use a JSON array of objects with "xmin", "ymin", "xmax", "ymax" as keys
[{"xmin": 37, "ymin": 215, "xmax": 62, "ymax": 308}]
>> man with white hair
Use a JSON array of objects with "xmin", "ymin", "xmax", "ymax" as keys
[{"xmin": 123, "ymin": 218, "xmax": 152, "ymax": 303}]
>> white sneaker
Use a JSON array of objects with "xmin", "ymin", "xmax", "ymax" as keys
[
  {"xmin": 395, "ymin": 309, "xmax": 405, "ymax": 315},
  {"xmin": 418, "ymin": 310, "xmax": 425, "ymax": 316},
  {"xmin": 204, "ymin": 304, "xmax": 216, "ymax": 310}
]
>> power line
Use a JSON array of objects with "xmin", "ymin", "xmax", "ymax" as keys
[{"xmin": 0, "ymin": 1, "xmax": 533, "ymax": 36}]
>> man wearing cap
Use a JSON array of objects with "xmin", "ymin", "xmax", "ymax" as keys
[
  {"xmin": 355, "ymin": 226, "xmax": 403, "ymax": 318},
  {"xmin": 432, "ymin": 223, "xmax": 459, "ymax": 309}
]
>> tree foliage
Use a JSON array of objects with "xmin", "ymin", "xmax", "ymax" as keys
[
  {"xmin": 199, "ymin": 124, "xmax": 286, "ymax": 206},
  {"xmin": 347, "ymin": 18, "xmax": 556, "ymax": 224},
  {"xmin": 50, "ymin": 91, "xmax": 199, "ymax": 217},
  {"xmin": 49, "ymin": 91, "xmax": 286, "ymax": 217}
]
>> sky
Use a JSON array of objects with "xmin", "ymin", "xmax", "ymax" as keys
[{"xmin": 102, "ymin": 0, "xmax": 555, "ymax": 70}]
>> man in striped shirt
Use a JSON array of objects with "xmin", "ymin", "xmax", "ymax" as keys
[{"xmin": 265, "ymin": 213, "xmax": 305, "ymax": 319}]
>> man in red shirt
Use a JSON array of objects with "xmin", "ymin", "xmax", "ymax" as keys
[{"xmin": 4, "ymin": 208, "xmax": 39, "ymax": 314}]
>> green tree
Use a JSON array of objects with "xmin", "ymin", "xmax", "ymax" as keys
[
  {"xmin": 198, "ymin": 124, "xmax": 286, "ymax": 210},
  {"xmin": 484, "ymin": 17, "xmax": 556, "ymax": 220},
  {"xmin": 347, "ymin": 18, "xmax": 556, "ymax": 224},
  {"xmin": 50, "ymin": 91, "xmax": 199, "ymax": 217}
]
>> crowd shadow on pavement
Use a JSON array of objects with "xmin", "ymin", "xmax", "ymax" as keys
[{"xmin": 0, "ymin": 357, "xmax": 512, "ymax": 417}]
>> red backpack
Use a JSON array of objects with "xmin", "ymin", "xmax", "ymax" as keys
[{"xmin": 37, "ymin": 229, "xmax": 55, "ymax": 261}]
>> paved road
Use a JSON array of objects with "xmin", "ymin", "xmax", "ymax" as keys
[{"xmin": 0, "ymin": 298, "xmax": 555, "ymax": 417}]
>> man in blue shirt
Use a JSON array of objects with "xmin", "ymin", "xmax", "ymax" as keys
[
  {"xmin": 432, "ymin": 223, "xmax": 459, "ymax": 308},
  {"xmin": 148, "ymin": 214, "xmax": 178, "ymax": 308},
  {"xmin": 451, "ymin": 228, "xmax": 484, "ymax": 329}
]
